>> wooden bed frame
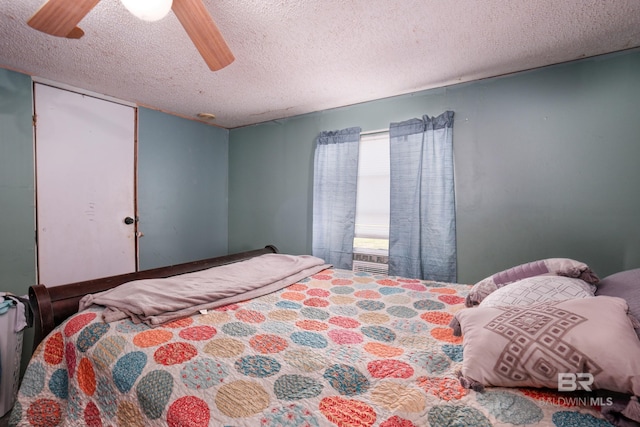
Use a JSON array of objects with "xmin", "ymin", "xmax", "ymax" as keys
[{"xmin": 28, "ymin": 245, "xmax": 279, "ymax": 352}]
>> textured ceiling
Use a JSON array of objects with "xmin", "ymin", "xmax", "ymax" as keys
[{"xmin": 1, "ymin": 0, "xmax": 640, "ymax": 129}]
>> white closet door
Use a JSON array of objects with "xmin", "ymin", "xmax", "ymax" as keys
[{"xmin": 35, "ymin": 83, "xmax": 136, "ymax": 286}]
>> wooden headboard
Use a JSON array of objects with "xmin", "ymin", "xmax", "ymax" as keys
[{"xmin": 28, "ymin": 245, "xmax": 279, "ymax": 352}]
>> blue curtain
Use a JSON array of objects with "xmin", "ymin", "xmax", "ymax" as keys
[
  {"xmin": 388, "ymin": 111, "xmax": 456, "ymax": 282},
  {"xmin": 312, "ymin": 127, "xmax": 361, "ymax": 269}
]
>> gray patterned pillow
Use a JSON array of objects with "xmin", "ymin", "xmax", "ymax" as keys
[
  {"xmin": 479, "ymin": 276, "xmax": 596, "ymax": 308},
  {"xmin": 452, "ymin": 296, "xmax": 640, "ymax": 395},
  {"xmin": 466, "ymin": 258, "xmax": 599, "ymax": 307}
]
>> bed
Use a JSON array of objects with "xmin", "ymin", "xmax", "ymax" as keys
[{"xmin": 9, "ymin": 246, "xmax": 637, "ymax": 427}]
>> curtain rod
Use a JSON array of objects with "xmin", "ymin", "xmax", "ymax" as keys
[{"xmin": 360, "ymin": 128, "xmax": 389, "ymax": 136}]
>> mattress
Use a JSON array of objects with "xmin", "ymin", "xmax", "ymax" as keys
[{"xmin": 9, "ymin": 267, "xmax": 613, "ymax": 426}]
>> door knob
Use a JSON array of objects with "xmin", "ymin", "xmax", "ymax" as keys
[{"xmin": 124, "ymin": 216, "xmax": 135, "ymax": 225}]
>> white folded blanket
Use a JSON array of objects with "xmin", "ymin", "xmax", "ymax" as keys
[{"xmin": 79, "ymin": 254, "xmax": 330, "ymax": 326}]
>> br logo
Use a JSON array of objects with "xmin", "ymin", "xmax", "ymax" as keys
[{"xmin": 558, "ymin": 373, "xmax": 594, "ymax": 392}]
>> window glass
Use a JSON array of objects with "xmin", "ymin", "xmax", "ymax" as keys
[{"xmin": 354, "ymin": 131, "xmax": 389, "ymax": 254}]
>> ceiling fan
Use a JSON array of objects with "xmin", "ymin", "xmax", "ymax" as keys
[{"xmin": 26, "ymin": 0, "xmax": 235, "ymax": 71}]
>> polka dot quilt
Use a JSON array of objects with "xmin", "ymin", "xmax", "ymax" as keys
[{"xmin": 10, "ymin": 268, "xmax": 614, "ymax": 426}]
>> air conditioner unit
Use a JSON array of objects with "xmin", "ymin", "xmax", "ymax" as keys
[
  {"xmin": 352, "ymin": 251, "xmax": 389, "ymax": 275},
  {"xmin": 352, "ymin": 259, "xmax": 389, "ymax": 275}
]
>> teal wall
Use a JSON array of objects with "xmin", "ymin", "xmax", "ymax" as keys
[
  {"xmin": 0, "ymin": 69, "xmax": 34, "ymax": 298},
  {"xmin": 138, "ymin": 108, "xmax": 229, "ymax": 269},
  {"xmin": 0, "ymin": 68, "xmax": 36, "ymax": 371},
  {"xmin": 3, "ymin": 49, "xmax": 640, "ymax": 371},
  {"xmin": 228, "ymin": 50, "xmax": 640, "ymax": 283}
]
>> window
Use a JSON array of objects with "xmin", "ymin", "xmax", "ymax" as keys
[{"xmin": 354, "ymin": 131, "xmax": 390, "ymax": 257}]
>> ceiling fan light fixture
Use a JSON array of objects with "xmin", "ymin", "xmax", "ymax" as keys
[{"xmin": 120, "ymin": 0, "xmax": 173, "ymax": 22}]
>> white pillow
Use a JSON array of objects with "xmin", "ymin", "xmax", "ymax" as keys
[{"xmin": 479, "ymin": 276, "xmax": 596, "ymax": 308}]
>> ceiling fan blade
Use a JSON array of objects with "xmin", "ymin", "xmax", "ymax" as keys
[
  {"xmin": 172, "ymin": 0, "xmax": 235, "ymax": 71},
  {"xmin": 28, "ymin": 0, "xmax": 100, "ymax": 38}
]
